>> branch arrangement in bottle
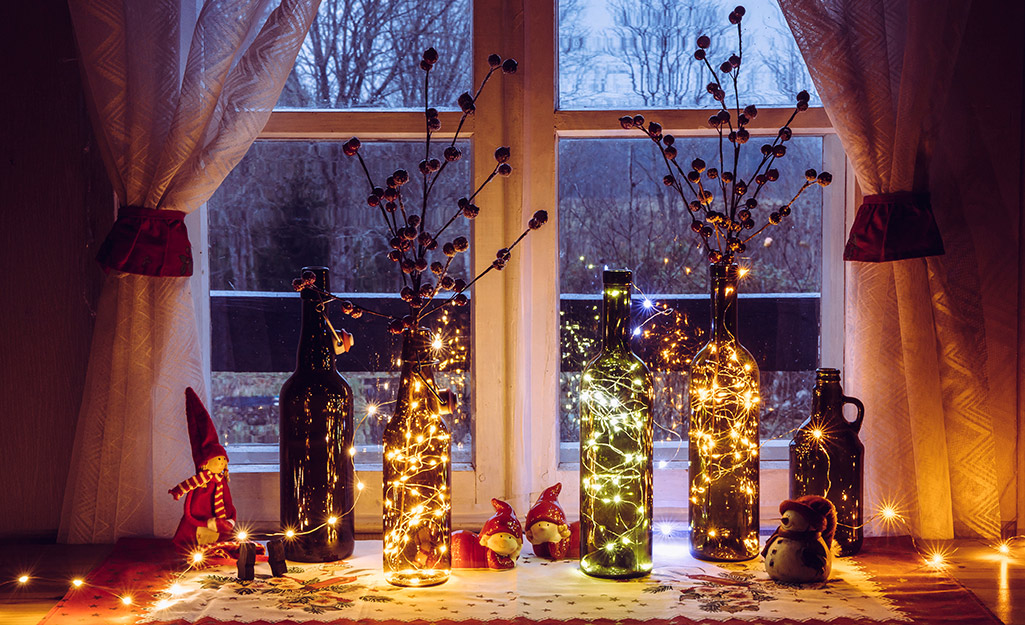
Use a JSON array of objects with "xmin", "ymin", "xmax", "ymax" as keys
[
  {"xmin": 292, "ymin": 48, "xmax": 547, "ymax": 334},
  {"xmin": 619, "ymin": 5, "xmax": 831, "ymax": 267}
]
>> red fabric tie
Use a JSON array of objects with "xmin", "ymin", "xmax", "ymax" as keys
[
  {"xmin": 95, "ymin": 206, "xmax": 193, "ymax": 276},
  {"xmin": 843, "ymin": 192, "xmax": 945, "ymax": 262}
]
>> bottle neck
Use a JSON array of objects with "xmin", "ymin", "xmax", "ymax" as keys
[
  {"xmin": 296, "ymin": 296, "xmax": 336, "ymax": 371},
  {"xmin": 601, "ymin": 283, "xmax": 631, "ymax": 352},
  {"xmin": 811, "ymin": 380, "xmax": 844, "ymax": 421},
  {"xmin": 396, "ymin": 331, "xmax": 438, "ymax": 412},
  {"xmin": 709, "ymin": 269, "xmax": 738, "ymax": 342}
]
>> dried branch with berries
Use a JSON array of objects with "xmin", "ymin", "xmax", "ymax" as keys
[
  {"xmin": 293, "ymin": 48, "xmax": 548, "ymax": 334},
  {"xmin": 619, "ymin": 5, "xmax": 831, "ymax": 267}
]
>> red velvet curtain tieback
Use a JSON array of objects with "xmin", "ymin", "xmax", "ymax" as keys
[
  {"xmin": 95, "ymin": 206, "xmax": 193, "ymax": 277},
  {"xmin": 843, "ymin": 192, "xmax": 944, "ymax": 262}
]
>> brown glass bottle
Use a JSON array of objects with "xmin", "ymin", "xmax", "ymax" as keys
[
  {"xmin": 279, "ymin": 266, "xmax": 355, "ymax": 562},
  {"xmin": 382, "ymin": 329, "xmax": 452, "ymax": 586},
  {"xmin": 789, "ymin": 368, "xmax": 865, "ymax": 556},
  {"xmin": 688, "ymin": 263, "xmax": 761, "ymax": 561}
]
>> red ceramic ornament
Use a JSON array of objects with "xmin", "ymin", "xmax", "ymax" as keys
[{"xmin": 525, "ymin": 483, "xmax": 578, "ymax": 560}]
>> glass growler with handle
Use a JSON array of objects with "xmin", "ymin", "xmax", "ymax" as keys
[{"xmin": 789, "ymin": 367, "xmax": 865, "ymax": 556}]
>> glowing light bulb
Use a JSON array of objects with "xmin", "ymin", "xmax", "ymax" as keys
[
  {"xmin": 738, "ymin": 267, "xmax": 750, "ymax": 278},
  {"xmin": 191, "ymin": 552, "xmax": 204, "ymax": 564},
  {"xmin": 121, "ymin": 595, "xmax": 133, "ymax": 605},
  {"xmin": 998, "ymin": 542, "xmax": 1011, "ymax": 555},
  {"xmin": 169, "ymin": 584, "xmax": 185, "ymax": 595},
  {"xmin": 328, "ymin": 516, "xmax": 338, "ymax": 526},
  {"xmin": 432, "ymin": 335, "xmax": 443, "ymax": 350},
  {"xmin": 812, "ymin": 429, "xmax": 823, "ymax": 440},
  {"xmin": 236, "ymin": 531, "xmax": 248, "ymax": 541},
  {"xmin": 642, "ymin": 299, "xmax": 653, "ymax": 309},
  {"xmin": 357, "ymin": 481, "xmax": 365, "ymax": 491},
  {"xmin": 71, "ymin": 579, "xmax": 84, "ymax": 588},
  {"xmin": 881, "ymin": 506, "xmax": 898, "ymax": 521},
  {"xmin": 17, "ymin": 575, "xmax": 29, "ymax": 584},
  {"xmin": 927, "ymin": 552, "xmax": 946, "ymax": 567},
  {"xmin": 285, "ymin": 529, "xmax": 296, "ymax": 539}
]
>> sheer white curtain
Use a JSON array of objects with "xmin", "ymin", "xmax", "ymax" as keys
[
  {"xmin": 60, "ymin": 0, "xmax": 320, "ymax": 542},
  {"xmin": 779, "ymin": 0, "xmax": 1018, "ymax": 538}
]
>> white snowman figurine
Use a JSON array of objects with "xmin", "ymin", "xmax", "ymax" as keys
[{"xmin": 762, "ymin": 495, "xmax": 837, "ymax": 583}]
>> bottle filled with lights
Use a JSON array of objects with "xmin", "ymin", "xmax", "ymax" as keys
[
  {"xmin": 688, "ymin": 263, "xmax": 760, "ymax": 561},
  {"xmin": 383, "ymin": 329, "xmax": 453, "ymax": 586},
  {"xmin": 579, "ymin": 269, "xmax": 654, "ymax": 578},
  {"xmin": 279, "ymin": 266, "xmax": 356, "ymax": 562},
  {"xmin": 790, "ymin": 368, "xmax": 865, "ymax": 556}
]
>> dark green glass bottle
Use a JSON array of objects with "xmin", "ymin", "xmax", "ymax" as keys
[
  {"xmin": 279, "ymin": 266, "xmax": 355, "ymax": 562},
  {"xmin": 579, "ymin": 270, "xmax": 654, "ymax": 579},
  {"xmin": 790, "ymin": 368, "xmax": 865, "ymax": 556}
]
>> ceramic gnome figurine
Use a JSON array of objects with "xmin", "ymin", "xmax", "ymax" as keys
[
  {"xmin": 762, "ymin": 495, "xmax": 837, "ymax": 583},
  {"xmin": 451, "ymin": 498, "xmax": 523, "ymax": 569},
  {"xmin": 169, "ymin": 388, "xmax": 240, "ymax": 557},
  {"xmin": 525, "ymin": 483, "xmax": 576, "ymax": 560},
  {"xmin": 478, "ymin": 498, "xmax": 524, "ymax": 569}
]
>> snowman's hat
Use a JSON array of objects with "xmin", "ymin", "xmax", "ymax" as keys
[{"xmin": 780, "ymin": 495, "xmax": 836, "ymax": 545}]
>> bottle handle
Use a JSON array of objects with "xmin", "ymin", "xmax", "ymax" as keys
[{"xmin": 842, "ymin": 395, "xmax": 865, "ymax": 433}]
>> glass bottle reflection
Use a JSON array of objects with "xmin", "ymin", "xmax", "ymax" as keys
[
  {"xmin": 279, "ymin": 266, "xmax": 355, "ymax": 562},
  {"xmin": 790, "ymin": 368, "xmax": 865, "ymax": 556},
  {"xmin": 382, "ymin": 329, "xmax": 452, "ymax": 586},
  {"xmin": 688, "ymin": 263, "xmax": 760, "ymax": 561},
  {"xmin": 579, "ymin": 270, "xmax": 654, "ymax": 579}
]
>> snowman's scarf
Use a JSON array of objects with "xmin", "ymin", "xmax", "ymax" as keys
[
  {"xmin": 761, "ymin": 528, "xmax": 825, "ymax": 558},
  {"xmin": 775, "ymin": 528, "xmax": 822, "ymax": 542}
]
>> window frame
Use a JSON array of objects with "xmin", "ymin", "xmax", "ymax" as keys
[{"xmin": 196, "ymin": 0, "xmax": 851, "ymax": 532}]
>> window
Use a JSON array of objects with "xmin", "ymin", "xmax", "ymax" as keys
[{"xmin": 201, "ymin": 0, "xmax": 847, "ymax": 529}]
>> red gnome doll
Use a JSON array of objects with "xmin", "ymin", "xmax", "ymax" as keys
[
  {"xmin": 525, "ymin": 483, "xmax": 577, "ymax": 560},
  {"xmin": 477, "ymin": 498, "xmax": 523, "ymax": 569},
  {"xmin": 169, "ymin": 388, "xmax": 239, "ymax": 557}
]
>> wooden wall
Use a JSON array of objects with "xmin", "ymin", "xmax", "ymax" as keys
[{"xmin": 0, "ymin": 0, "xmax": 113, "ymax": 539}]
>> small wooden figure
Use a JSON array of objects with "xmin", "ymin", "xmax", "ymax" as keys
[
  {"xmin": 762, "ymin": 495, "xmax": 837, "ymax": 583},
  {"xmin": 525, "ymin": 483, "xmax": 579, "ymax": 560},
  {"xmin": 237, "ymin": 542, "xmax": 256, "ymax": 581},
  {"xmin": 267, "ymin": 539, "xmax": 288, "ymax": 577}
]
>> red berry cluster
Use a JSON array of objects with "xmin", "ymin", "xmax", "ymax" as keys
[
  {"xmin": 620, "ymin": 6, "xmax": 830, "ymax": 267},
  {"xmin": 334, "ymin": 48, "xmax": 545, "ymax": 336}
]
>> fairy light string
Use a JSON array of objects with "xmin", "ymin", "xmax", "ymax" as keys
[{"xmin": 381, "ymin": 334, "xmax": 452, "ymax": 587}]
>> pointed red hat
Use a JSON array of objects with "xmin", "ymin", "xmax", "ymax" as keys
[
  {"xmin": 479, "ymin": 498, "xmax": 522, "ymax": 540},
  {"xmin": 526, "ymin": 483, "xmax": 567, "ymax": 527},
  {"xmin": 185, "ymin": 387, "xmax": 228, "ymax": 471}
]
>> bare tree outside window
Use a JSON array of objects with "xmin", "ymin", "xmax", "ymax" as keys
[
  {"xmin": 278, "ymin": 0, "xmax": 471, "ymax": 108},
  {"xmin": 559, "ymin": 0, "xmax": 819, "ymax": 108}
]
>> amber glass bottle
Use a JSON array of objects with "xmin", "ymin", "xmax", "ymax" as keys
[
  {"xmin": 382, "ymin": 329, "xmax": 452, "ymax": 586},
  {"xmin": 579, "ymin": 270, "xmax": 654, "ymax": 579},
  {"xmin": 688, "ymin": 263, "xmax": 760, "ymax": 561},
  {"xmin": 790, "ymin": 368, "xmax": 865, "ymax": 556},
  {"xmin": 279, "ymin": 266, "xmax": 355, "ymax": 562}
]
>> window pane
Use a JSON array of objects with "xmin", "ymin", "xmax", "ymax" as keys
[
  {"xmin": 559, "ymin": 0, "xmax": 820, "ymax": 109},
  {"xmin": 558, "ymin": 137, "xmax": 823, "ymax": 453},
  {"xmin": 278, "ymin": 0, "xmax": 471, "ymax": 109},
  {"xmin": 208, "ymin": 141, "xmax": 473, "ymax": 468}
]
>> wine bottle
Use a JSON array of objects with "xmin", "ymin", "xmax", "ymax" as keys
[{"xmin": 279, "ymin": 266, "xmax": 355, "ymax": 562}]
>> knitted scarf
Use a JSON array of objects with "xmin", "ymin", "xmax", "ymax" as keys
[{"xmin": 168, "ymin": 470, "xmax": 229, "ymax": 519}]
